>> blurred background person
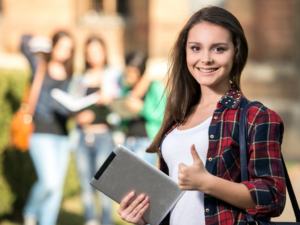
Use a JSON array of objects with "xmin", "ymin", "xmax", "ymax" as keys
[
  {"xmin": 70, "ymin": 36, "xmax": 121, "ymax": 225},
  {"xmin": 20, "ymin": 31, "xmax": 74, "ymax": 225},
  {"xmin": 120, "ymin": 51, "xmax": 166, "ymax": 166}
]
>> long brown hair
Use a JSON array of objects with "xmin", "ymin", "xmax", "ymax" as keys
[
  {"xmin": 45, "ymin": 31, "xmax": 74, "ymax": 76},
  {"xmin": 147, "ymin": 6, "xmax": 248, "ymax": 154}
]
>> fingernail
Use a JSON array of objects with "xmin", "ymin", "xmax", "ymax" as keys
[
  {"xmin": 140, "ymin": 195, "xmax": 145, "ymax": 199},
  {"xmin": 131, "ymin": 191, "xmax": 135, "ymax": 196}
]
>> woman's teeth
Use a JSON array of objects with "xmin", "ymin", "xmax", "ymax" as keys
[{"xmin": 199, "ymin": 68, "xmax": 218, "ymax": 73}]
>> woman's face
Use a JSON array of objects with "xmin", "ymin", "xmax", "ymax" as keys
[
  {"xmin": 125, "ymin": 66, "xmax": 141, "ymax": 86},
  {"xmin": 185, "ymin": 22, "xmax": 235, "ymax": 88},
  {"xmin": 51, "ymin": 36, "xmax": 73, "ymax": 63},
  {"xmin": 86, "ymin": 40, "xmax": 106, "ymax": 68}
]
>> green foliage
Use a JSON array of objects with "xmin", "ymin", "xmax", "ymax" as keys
[
  {"xmin": 0, "ymin": 68, "xmax": 80, "ymax": 220},
  {"xmin": 0, "ymin": 69, "xmax": 29, "ymax": 217}
]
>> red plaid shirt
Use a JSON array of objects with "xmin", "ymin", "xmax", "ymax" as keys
[{"xmin": 158, "ymin": 88, "xmax": 286, "ymax": 225}]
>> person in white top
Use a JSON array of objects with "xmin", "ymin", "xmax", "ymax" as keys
[
  {"xmin": 117, "ymin": 6, "xmax": 286, "ymax": 225},
  {"xmin": 162, "ymin": 116, "xmax": 212, "ymax": 225}
]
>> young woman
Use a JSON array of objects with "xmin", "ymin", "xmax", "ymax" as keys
[
  {"xmin": 121, "ymin": 51, "xmax": 166, "ymax": 166},
  {"xmin": 71, "ymin": 36, "xmax": 121, "ymax": 225},
  {"xmin": 117, "ymin": 6, "xmax": 286, "ymax": 225},
  {"xmin": 21, "ymin": 31, "xmax": 74, "ymax": 225}
]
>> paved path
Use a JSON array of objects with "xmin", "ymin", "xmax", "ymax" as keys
[{"xmin": 272, "ymin": 165, "xmax": 300, "ymax": 222}]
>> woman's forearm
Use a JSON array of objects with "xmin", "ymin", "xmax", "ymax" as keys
[
  {"xmin": 131, "ymin": 75, "xmax": 152, "ymax": 98},
  {"xmin": 205, "ymin": 175, "xmax": 255, "ymax": 210}
]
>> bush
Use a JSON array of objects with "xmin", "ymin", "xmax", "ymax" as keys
[
  {"xmin": 0, "ymin": 69, "xmax": 80, "ymax": 220},
  {"xmin": 0, "ymin": 69, "xmax": 29, "ymax": 217}
]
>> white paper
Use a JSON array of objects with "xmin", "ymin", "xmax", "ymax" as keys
[{"xmin": 50, "ymin": 88, "xmax": 100, "ymax": 112}]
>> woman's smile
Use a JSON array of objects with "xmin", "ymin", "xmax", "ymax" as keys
[{"xmin": 196, "ymin": 67, "xmax": 220, "ymax": 74}]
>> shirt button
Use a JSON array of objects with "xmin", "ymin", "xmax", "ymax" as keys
[
  {"xmin": 208, "ymin": 157, "xmax": 212, "ymax": 161},
  {"xmin": 214, "ymin": 116, "xmax": 218, "ymax": 119},
  {"xmin": 280, "ymin": 203, "xmax": 284, "ymax": 207},
  {"xmin": 205, "ymin": 208, "xmax": 209, "ymax": 212},
  {"xmin": 210, "ymin": 135, "xmax": 214, "ymax": 138}
]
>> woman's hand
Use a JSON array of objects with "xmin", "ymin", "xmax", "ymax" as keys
[
  {"xmin": 118, "ymin": 191, "xmax": 149, "ymax": 225},
  {"xmin": 178, "ymin": 144, "xmax": 213, "ymax": 192},
  {"xmin": 75, "ymin": 110, "xmax": 95, "ymax": 125},
  {"xmin": 96, "ymin": 91, "xmax": 113, "ymax": 106}
]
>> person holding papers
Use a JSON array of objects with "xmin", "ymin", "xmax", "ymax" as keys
[
  {"xmin": 21, "ymin": 31, "xmax": 74, "ymax": 225},
  {"xmin": 120, "ymin": 51, "xmax": 166, "ymax": 166},
  {"xmin": 117, "ymin": 6, "xmax": 286, "ymax": 225},
  {"xmin": 72, "ymin": 36, "xmax": 121, "ymax": 225}
]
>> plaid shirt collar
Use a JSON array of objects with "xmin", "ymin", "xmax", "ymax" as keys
[{"xmin": 217, "ymin": 87, "xmax": 243, "ymax": 109}]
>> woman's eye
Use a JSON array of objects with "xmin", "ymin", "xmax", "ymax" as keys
[
  {"xmin": 214, "ymin": 47, "xmax": 225, "ymax": 53},
  {"xmin": 191, "ymin": 46, "xmax": 200, "ymax": 51}
]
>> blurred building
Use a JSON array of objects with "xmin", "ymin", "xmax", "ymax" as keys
[{"xmin": 0, "ymin": 0, "xmax": 299, "ymax": 159}]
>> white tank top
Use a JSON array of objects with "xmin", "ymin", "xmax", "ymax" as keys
[{"xmin": 161, "ymin": 116, "xmax": 212, "ymax": 225}]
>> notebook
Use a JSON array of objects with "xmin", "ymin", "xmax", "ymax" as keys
[{"xmin": 90, "ymin": 145, "xmax": 184, "ymax": 225}]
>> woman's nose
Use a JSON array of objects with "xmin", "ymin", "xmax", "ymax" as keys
[{"xmin": 200, "ymin": 50, "xmax": 213, "ymax": 64}]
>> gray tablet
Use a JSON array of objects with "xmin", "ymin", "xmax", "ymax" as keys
[{"xmin": 90, "ymin": 145, "xmax": 184, "ymax": 225}]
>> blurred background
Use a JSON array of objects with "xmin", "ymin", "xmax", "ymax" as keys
[{"xmin": 0, "ymin": 0, "xmax": 300, "ymax": 224}]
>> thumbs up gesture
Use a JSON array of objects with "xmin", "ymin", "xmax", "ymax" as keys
[{"xmin": 178, "ymin": 144, "xmax": 212, "ymax": 192}]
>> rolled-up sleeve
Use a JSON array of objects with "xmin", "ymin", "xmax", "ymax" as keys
[{"xmin": 242, "ymin": 107, "xmax": 286, "ymax": 217}]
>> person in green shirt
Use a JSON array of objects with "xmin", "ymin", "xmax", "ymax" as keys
[{"xmin": 121, "ymin": 51, "xmax": 166, "ymax": 166}]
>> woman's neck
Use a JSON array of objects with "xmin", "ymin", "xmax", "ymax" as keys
[
  {"xmin": 198, "ymin": 82, "xmax": 231, "ymax": 107},
  {"xmin": 86, "ymin": 67, "xmax": 105, "ymax": 77},
  {"xmin": 86, "ymin": 67, "xmax": 105, "ymax": 87},
  {"xmin": 48, "ymin": 60, "xmax": 67, "ymax": 81}
]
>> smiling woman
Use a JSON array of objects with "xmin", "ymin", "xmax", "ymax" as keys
[
  {"xmin": 185, "ymin": 22, "xmax": 235, "ymax": 89},
  {"xmin": 117, "ymin": 6, "xmax": 286, "ymax": 225}
]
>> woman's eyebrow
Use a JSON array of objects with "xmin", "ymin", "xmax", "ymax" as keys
[
  {"xmin": 211, "ymin": 43, "xmax": 229, "ymax": 47},
  {"xmin": 187, "ymin": 42, "xmax": 229, "ymax": 46},
  {"xmin": 187, "ymin": 42, "xmax": 201, "ymax": 45}
]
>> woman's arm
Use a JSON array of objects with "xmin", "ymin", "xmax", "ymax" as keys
[
  {"xmin": 179, "ymin": 107, "xmax": 286, "ymax": 216},
  {"xmin": 20, "ymin": 35, "xmax": 39, "ymax": 82},
  {"xmin": 178, "ymin": 145, "xmax": 256, "ymax": 209},
  {"xmin": 242, "ymin": 107, "xmax": 286, "ymax": 217}
]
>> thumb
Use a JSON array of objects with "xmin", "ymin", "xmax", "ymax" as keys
[{"xmin": 191, "ymin": 144, "xmax": 201, "ymax": 164}]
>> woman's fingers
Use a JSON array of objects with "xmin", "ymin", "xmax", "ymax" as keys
[
  {"xmin": 119, "ymin": 191, "xmax": 135, "ymax": 213},
  {"xmin": 118, "ymin": 192, "xmax": 150, "ymax": 225},
  {"xmin": 124, "ymin": 194, "xmax": 146, "ymax": 215},
  {"xmin": 130, "ymin": 196, "xmax": 149, "ymax": 218},
  {"xmin": 124, "ymin": 196, "xmax": 149, "ymax": 224},
  {"xmin": 133, "ymin": 201, "xmax": 149, "ymax": 222}
]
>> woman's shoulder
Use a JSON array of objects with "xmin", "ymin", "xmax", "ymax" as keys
[{"xmin": 239, "ymin": 97, "xmax": 283, "ymax": 126}]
